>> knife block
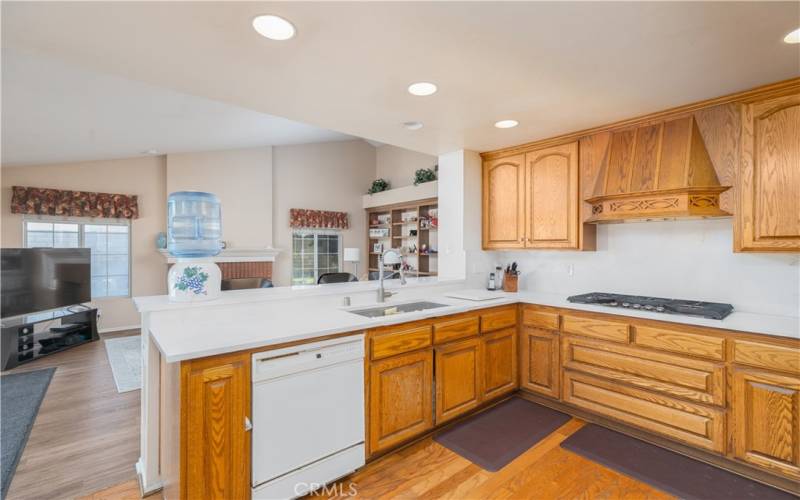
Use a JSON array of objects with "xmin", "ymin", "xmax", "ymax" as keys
[{"xmin": 503, "ymin": 273, "xmax": 518, "ymax": 293}]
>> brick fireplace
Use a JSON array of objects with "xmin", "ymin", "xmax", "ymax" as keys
[
  {"xmin": 217, "ymin": 261, "xmax": 273, "ymax": 281},
  {"xmin": 162, "ymin": 248, "xmax": 279, "ymax": 283}
]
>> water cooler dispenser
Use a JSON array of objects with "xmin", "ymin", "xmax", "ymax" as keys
[{"xmin": 166, "ymin": 191, "xmax": 223, "ymax": 302}]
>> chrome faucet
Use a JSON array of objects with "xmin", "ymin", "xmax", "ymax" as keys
[{"xmin": 377, "ymin": 248, "xmax": 406, "ymax": 302}]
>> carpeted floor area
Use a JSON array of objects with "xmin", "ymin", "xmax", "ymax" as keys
[{"xmin": 0, "ymin": 368, "xmax": 56, "ymax": 499}]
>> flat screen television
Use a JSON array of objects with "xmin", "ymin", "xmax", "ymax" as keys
[{"xmin": 1, "ymin": 248, "xmax": 91, "ymax": 319}]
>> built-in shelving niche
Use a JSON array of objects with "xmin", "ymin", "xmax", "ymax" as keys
[{"xmin": 367, "ymin": 197, "xmax": 438, "ymax": 279}]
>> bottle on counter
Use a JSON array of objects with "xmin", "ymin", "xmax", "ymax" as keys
[{"xmin": 488, "ymin": 272, "xmax": 496, "ymax": 291}]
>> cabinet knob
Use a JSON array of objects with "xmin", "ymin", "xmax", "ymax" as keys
[{"xmin": 244, "ymin": 416, "xmax": 252, "ymax": 432}]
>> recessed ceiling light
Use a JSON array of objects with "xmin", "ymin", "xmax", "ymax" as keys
[
  {"xmin": 494, "ymin": 119, "xmax": 519, "ymax": 129},
  {"xmin": 403, "ymin": 121, "xmax": 424, "ymax": 130},
  {"xmin": 785, "ymin": 27, "xmax": 800, "ymax": 44},
  {"xmin": 408, "ymin": 82, "xmax": 437, "ymax": 96},
  {"xmin": 253, "ymin": 15, "xmax": 296, "ymax": 41}
]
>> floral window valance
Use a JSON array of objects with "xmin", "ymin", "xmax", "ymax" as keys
[
  {"xmin": 289, "ymin": 209, "xmax": 349, "ymax": 229},
  {"xmin": 10, "ymin": 186, "xmax": 139, "ymax": 219}
]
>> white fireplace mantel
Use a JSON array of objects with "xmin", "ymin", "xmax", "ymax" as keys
[{"xmin": 158, "ymin": 247, "xmax": 281, "ymax": 264}]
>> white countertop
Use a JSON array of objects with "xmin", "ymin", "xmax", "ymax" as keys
[
  {"xmin": 142, "ymin": 283, "xmax": 800, "ymax": 363},
  {"xmin": 134, "ymin": 276, "xmax": 450, "ymax": 313}
]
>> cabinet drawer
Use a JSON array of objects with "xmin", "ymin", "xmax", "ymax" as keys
[
  {"xmin": 733, "ymin": 340, "xmax": 800, "ymax": 375},
  {"xmin": 633, "ymin": 326, "xmax": 725, "ymax": 361},
  {"xmin": 371, "ymin": 325, "xmax": 432, "ymax": 360},
  {"xmin": 433, "ymin": 315, "xmax": 480, "ymax": 345},
  {"xmin": 481, "ymin": 307, "xmax": 517, "ymax": 333},
  {"xmin": 563, "ymin": 371, "xmax": 725, "ymax": 453},
  {"xmin": 521, "ymin": 307, "xmax": 559, "ymax": 330},
  {"xmin": 562, "ymin": 315, "xmax": 629, "ymax": 343},
  {"xmin": 562, "ymin": 336, "xmax": 725, "ymax": 406}
]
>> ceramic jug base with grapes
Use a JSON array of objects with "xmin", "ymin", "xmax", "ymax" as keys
[{"xmin": 168, "ymin": 260, "xmax": 221, "ymax": 302}]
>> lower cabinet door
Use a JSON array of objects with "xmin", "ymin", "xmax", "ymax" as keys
[
  {"xmin": 182, "ymin": 352, "xmax": 251, "ymax": 500},
  {"xmin": 732, "ymin": 368, "xmax": 800, "ymax": 480},
  {"xmin": 481, "ymin": 327, "xmax": 518, "ymax": 401},
  {"xmin": 520, "ymin": 327, "xmax": 559, "ymax": 398},
  {"xmin": 435, "ymin": 337, "xmax": 482, "ymax": 423},
  {"xmin": 369, "ymin": 350, "xmax": 434, "ymax": 454}
]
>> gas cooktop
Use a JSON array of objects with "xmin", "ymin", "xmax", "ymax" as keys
[{"xmin": 567, "ymin": 293, "xmax": 734, "ymax": 320}]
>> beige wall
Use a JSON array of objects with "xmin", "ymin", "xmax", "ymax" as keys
[
  {"xmin": 166, "ymin": 147, "xmax": 273, "ymax": 248},
  {"xmin": 272, "ymin": 140, "xmax": 375, "ymax": 286},
  {"xmin": 0, "ymin": 140, "xmax": 435, "ymax": 324},
  {"xmin": 375, "ymin": 144, "xmax": 437, "ymax": 189},
  {"xmin": 0, "ymin": 156, "xmax": 167, "ymax": 331}
]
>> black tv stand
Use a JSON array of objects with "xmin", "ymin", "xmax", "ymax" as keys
[{"xmin": 1, "ymin": 307, "xmax": 99, "ymax": 371}]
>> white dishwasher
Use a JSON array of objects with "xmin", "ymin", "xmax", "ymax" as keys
[{"xmin": 251, "ymin": 334, "xmax": 365, "ymax": 499}]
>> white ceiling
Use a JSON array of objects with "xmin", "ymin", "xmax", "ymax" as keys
[
  {"xmin": 1, "ymin": 49, "xmax": 352, "ymax": 166},
  {"xmin": 2, "ymin": 2, "xmax": 799, "ymax": 160}
]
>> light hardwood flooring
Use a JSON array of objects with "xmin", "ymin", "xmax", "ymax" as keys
[
  {"xmin": 4, "ymin": 330, "xmax": 141, "ymax": 500},
  {"xmin": 308, "ymin": 419, "xmax": 671, "ymax": 500},
  {"xmin": 85, "ymin": 420, "xmax": 670, "ymax": 500}
]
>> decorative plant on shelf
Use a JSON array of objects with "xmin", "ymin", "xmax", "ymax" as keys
[
  {"xmin": 367, "ymin": 178, "xmax": 390, "ymax": 194},
  {"xmin": 413, "ymin": 167, "xmax": 437, "ymax": 185}
]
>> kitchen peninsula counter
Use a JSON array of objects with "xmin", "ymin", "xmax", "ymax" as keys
[{"xmin": 136, "ymin": 280, "xmax": 799, "ymax": 363}]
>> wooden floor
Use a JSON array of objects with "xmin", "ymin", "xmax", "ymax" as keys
[
  {"xmin": 85, "ymin": 419, "xmax": 670, "ymax": 500},
  {"xmin": 4, "ymin": 330, "xmax": 141, "ymax": 500},
  {"xmin": 309, "ymin": 419, "xmax": 672, "ymax": 500}
]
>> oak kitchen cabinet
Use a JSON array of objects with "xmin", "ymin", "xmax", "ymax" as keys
[
  {"xmin": 732, "ymin": 368, "xmax": 800, "ymax": 480},
  {"xmin": 514, "ymin": 304, "xmax": 800, "ymax": 489},
  {"xmin": 369, "ymin": 349, "xmax": 434, "ymax": 454},
  {"xmin": 482, "ymin": 154, "xmax": 526, "ymax": 249},
  {"xmin": 736, "ymin": 92, "xmax": 800, "ymax": 252},
  {"xmin": 482, "ymin": 80, "xmax": 799, "ymax": 254},
  {"xmin": 481, "ymin": 327, "xmax": 518, "ymax": 400},
  {"xmin": 367, "ymin": 306, "xmax": 519, "ymax": 456},
  {"xmin": 483, "ymin": 143, "xmax": 584, "ymax": 250},
  {"xmin": 435, "ymin": 337, "xmax": 481, "ymax": 423},
  {"xmin": 520, "ymin": 306, "xmax": 560, "ymax": 398},
  {"xmin": 524, "ymin": 142, "xmax": 580, "ymax": 248},
  {"xmin": 181, "ymin": 352, "xmax": 251, "ymax": 500}
]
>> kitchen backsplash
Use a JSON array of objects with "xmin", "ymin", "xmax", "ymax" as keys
[{"xmin": 468, "ymin": 218, "xmax": 799, "ymax": 318}]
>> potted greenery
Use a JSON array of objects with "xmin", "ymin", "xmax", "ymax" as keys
[
  {"xmin": 367, "ymin": 178, "xmax": 390, "ymax": 194},
  {"xmin": 413, "ymin": 167, "xmax": 437, "ymax": 185}
]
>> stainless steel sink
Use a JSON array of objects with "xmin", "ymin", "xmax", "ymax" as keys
[{"xmin": 348, "ymin": 301, "xmax": 449, "ymax": 318}]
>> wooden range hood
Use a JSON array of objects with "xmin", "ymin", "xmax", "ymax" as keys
[{"xmin": 586, "ymin": 115, "xmax": 731, "ymax": 223}]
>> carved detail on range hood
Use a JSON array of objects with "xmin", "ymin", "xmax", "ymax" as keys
[{"xmin": 585, "ymin": 115, "xmax": 731, "ymax": 223}]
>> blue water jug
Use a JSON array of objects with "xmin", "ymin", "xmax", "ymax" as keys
[{"xmin": 167, "ymin": 191, "xmax": 222, "ymax": 258}]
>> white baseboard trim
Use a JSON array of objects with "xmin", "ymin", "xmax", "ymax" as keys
[
  {"xmin": 135, "ymin": 458, "xmax": 163, "ymax": 497},
  {"xmin": 99, "ymin": 324, "xmax": 141, "ymax": 334}
]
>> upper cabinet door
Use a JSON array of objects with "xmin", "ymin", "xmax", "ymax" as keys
[
  {"xmin": 736, "ymin": 93, "xmax": 800, "ymax": 252},
  {"xmin": 483, "ymin": 155, "xmax": 526, "ymax": 249},
  {"xmin": 524, "ymin": 142, "xmax": 579, "ymax": 249}
]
